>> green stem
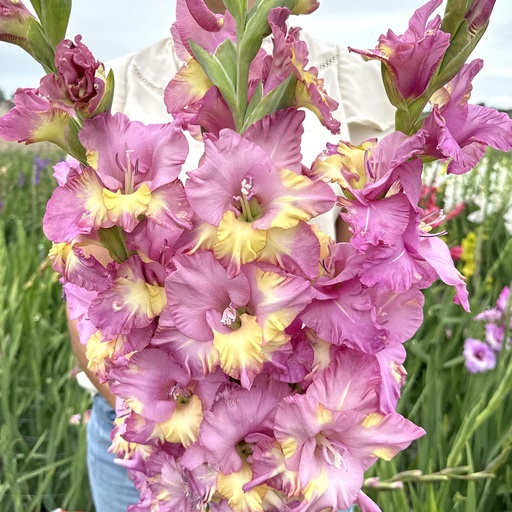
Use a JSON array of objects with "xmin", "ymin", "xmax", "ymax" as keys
[{"xmin": 234, "ymin": 47, "xmax": 250, "ymax": 132}]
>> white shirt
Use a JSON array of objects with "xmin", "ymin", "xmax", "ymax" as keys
[{"xmin": 107, "ymin": 35, "xmax": 395, "ymax": 239}]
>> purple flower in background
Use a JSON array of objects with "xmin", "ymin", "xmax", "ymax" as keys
[
  {"xmin": 17, "ymin": 171, "xmax": 25, "ymax": 187},
  {"xmin": 33, "ymin": 155, "xmax": 50, "ymax": 185},
  {"xmin": 485, "ymin": 323, "xmax": 505, "ymax": 352},
  {"xmin": 463, "ymin": 338, "xmax": 497, "ymax": 373}
]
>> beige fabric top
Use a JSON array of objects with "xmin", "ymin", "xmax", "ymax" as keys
[{"xmin": 107, "ymin": 34, "xmax": 396, "ymax": 239}]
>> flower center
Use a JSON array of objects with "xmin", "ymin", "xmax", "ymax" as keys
[
  {"xmin": 220, "ymin": 303, "xmax": 246, "ymax": 330},
  {"xmin": 236, "ymin": 440, "xmax": 253, "ymax": 461},
  {"xmin": 419, "ymin": 209, "xmax": 447, "ymax": 237},
  {"xmin": 233, "ymin": 177, "xmax": 262, "ymax": 222},
  {"xmin": 115, "ymin": 147, "xmax": 139, "ymax": 194},
  {"xmin": 315, "ymin": 433, "xmax": 345, "ymax": 470},
  {"xmin": 167, "ymin": 384, "xmax": 191, "ymax": 404},
  {"xmin": 221, "ymin": 303, "xmax": 237, "ymax": 326}
]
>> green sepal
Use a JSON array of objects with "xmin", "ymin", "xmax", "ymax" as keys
[
  {"xmin": 431, "ymin": 21, "xmax": 487, "ymax": 93},
  {"xmin": 97, "ymin": 226, "xmax": 132, "ymax": 264},
  {"xmin": 441, "ymin": 0, "xmax": 471, "ymax": 37},
  {"xmin": 38, "ymin": 0, "xmax": 72, "ymax": 48},
  {"xmin": 241, "ymin": 74, "xmax": 296, "ymax": 132},
  {"xmin": 29, "ymin": 0, "xmax": 43, "ymax": 21},
  {"xmin": 189, "ymin": 39, "xmax": 238, "ymax": 114},
  {"xmin": 214, "ymin": 38, "xmax": 238, "ymax": 87},
  {"xmin": 93, "ymin": 69, "xmax": 115, "ymax": 116},
  {"xmin": 26, "ymin": 20, "xmax": 56, "ymax": 73},
  {"xmin": 65, "ymin": 119, "xmax": 88, "ymax": 164},
  {"xmin": 240, "ymin": 0, "xmax": 297, "ymax": 61}
]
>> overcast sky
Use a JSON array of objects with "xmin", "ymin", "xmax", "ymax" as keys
[{"xmin": 1, "ymin": 0, "xmax": 511, "ymax": 108}]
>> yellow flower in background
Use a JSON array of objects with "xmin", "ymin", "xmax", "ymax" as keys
[{"xmin": 461, "ymin": 231, "xmax": 477, "ymax": 277}]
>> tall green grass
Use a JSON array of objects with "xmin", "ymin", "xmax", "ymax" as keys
[{"xmin": 0, "ymin": 148, "xmax": 92, "ymax": 511}]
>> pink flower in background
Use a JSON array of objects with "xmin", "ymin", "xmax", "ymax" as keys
[
  {"xmin": 463, "ymin": 338, "xmax": 497, "ymax": 373},
  {"xmin": 496, "ymin": 286, "xmax": 510, "ymax": 312}
]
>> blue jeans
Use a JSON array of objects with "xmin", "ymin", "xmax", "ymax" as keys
[{"xmin": 87, "ymin": 395, "xmax": 140, "ymax": 511}]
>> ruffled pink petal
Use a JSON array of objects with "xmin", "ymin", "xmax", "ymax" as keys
[
  {"xmin": 79, "ymin": 112, "xmax": 188, "ymax": 191},
  {"xmin": 257, "ymin": 222, "xmax": 321, "ymax": 280},
  {"xmin": 341, "ymin": 193, "xmax": 412, "ymax": 253},
  {"xmin": 145, "ymin": 180, "xmax": 194, "ymax": 230},
  {"xmin": 165, "ymin": 251, "xmax": 250, "ymax": 341},
  {"xmin": 109, "ymin": 347, "xmax": 189, "ymax": 423},
  {"xmin": 244, "ymin": 108, "xmax": 305, "ymax": 174},
  {"xmin": 307, "ymin": 348, "xmax": 381, "ymax": 413},
  {"xmin": 43, "ymin": 166, "xmax": 111, "ymax": 243},
  {"xmin": 374, "ymin": 287, "xmax": 424, "ymax": 345},
  {"xmin": 417, "ymin": 236, "xmax": 470, "ymax": 311},
  {"xmin": 199, "ymin": 385, "xmax": 277, "ymax": 474},
  {"xmin": 88, "ymin": 256, "xmax": 166, "ymax": 337},
  {"xmin": 301, "ymin": 278, "xmax": 387, "ymax": 354}
]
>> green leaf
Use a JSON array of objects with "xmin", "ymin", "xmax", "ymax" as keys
[
  {"xmin": 39, "ymin": 0, "xmax": 72, "ymax": 48},
  {"xmin": 189, "ymin": 39, "xmax": 237, "ymax": 114},
  {"xmin": 29, "ymin": 0, "xmax": 43, "ymax": 20},
  {"xmin": 245, "ymin": 81, "xmax": 263, "ymax": 119},
  {"xmin": 223, "ymin": 0, "xmax": 247, "ymax": 26},
  {"xmin": 241, "ymin": 74, "xmax": 296, "ymax": 132}
]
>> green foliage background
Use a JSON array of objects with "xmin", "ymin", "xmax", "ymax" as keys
[{"xmin": 0, "ymin": 147, "xmax": 92, "ymax": 511}]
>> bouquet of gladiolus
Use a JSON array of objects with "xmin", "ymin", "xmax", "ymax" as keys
[{"xmin": 1, "ymin": 0, "xmax": 512, "ymax": 510}]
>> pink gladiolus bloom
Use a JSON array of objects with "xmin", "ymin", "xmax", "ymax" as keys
[
  {"xmin": 349, "ymin": 0, "xmax": 450, "ymax": 102},
  {"xmin": 186, "ymin": 129, "xmax": 334, "ymax": 277},
  {"xmin": 39, "ymin": 35, "xmax": 106, "ymax": 116},
  {"xmin": 198, "ymin": 385, "xmax": 278, "ymax": 474},
  {"xmin": 88, "ymin": 256, "xmax": 166, "ymax": 338},
  {"xmin": 274, "ymin": 349, "xmax": 425, "ymax": 510},
  {"xmin": 0, "ymin": 88, "xmax": 77, "ymax": 151},
  {"xmin": 463, "ymin": 338, "xmax": 497, "ymax": 373},
  {"xmin": 49, "ymin": 241, "xmax": 112, "ymax": 292},
  {"xmin": 422, "ymin": 59, "xmax": 512, "ymax": 174},
  {"xmin": 266, "ymin": 8, "xmax": 340, "ymax": 133},
  {"xmin": 43, "ymin": 112, "xmax": 191, "ymax": 242},
  {"xmin": 165, "ymin": 251, "xmax": 312, "ymax": 388}
]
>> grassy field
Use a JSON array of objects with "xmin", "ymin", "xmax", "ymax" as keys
[
  {"xmin": 0, "ymin": 146, "xmax": 93, "ymax": 511},
  {"xmin": 0, "ymin": 146, "xmax": 510, "ymax": 511}
]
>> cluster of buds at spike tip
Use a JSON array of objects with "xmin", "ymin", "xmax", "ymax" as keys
[{"xmin": 349, "ymin": 0, "xmax": 498, "ymax": 134}]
